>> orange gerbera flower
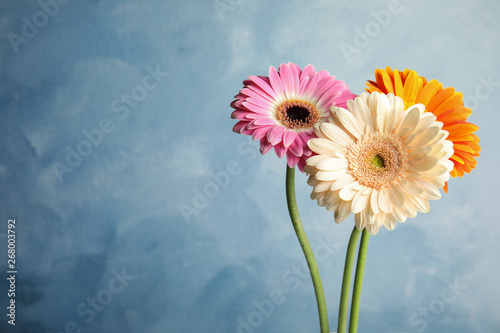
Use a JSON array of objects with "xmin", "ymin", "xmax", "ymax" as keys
[{"xmin": 365, "ymin": 67, "xmax": 480, "ymax": 192}]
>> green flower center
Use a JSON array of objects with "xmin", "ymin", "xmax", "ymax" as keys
[{"xmin": 371, "ymin": 154, "xmax": 385, "ymax": 168}]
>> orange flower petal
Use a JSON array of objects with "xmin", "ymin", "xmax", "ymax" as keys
[
  {"xmin": 454, "ymin": 150, "xmax": 479, "ymax": 164},
  {"xmin": 393, "ymin": 69, "xmax": 404, "ymax": 97},
  {"xmin": 403, "ymin": 71, "xmax": 419, "ymax": 104},
  {"xmin": 450, "ymin": 168, "xmax": 458, "ymax": 178},
  {"xmin": 444, "ymin": 122, "xmax": 480, "ymax": 137},
  {"xmin": 416, "ymin": 79, "xmax": 441, "ymax": 105},
  {"xmin": 453, "ymin": 143, "xmax": 478, "ymax": 154},
  {"xmin": 450, "ymin": 154, "xmax": 465, "ymax": 164},
  {"xmin": 402, "ymin": 69, "xmax": 411, "ymax": 81},
  {"xmin": 433, "ymin": 92, "xmax": 465, "ymax": 117},
  {"xmin": 438, "ymin": 107, "xmax": 473, "ymax": 124},
  {"xmin": 379, "ymin": 69, "xmax": 394, "ymax": 94},
  {"xmin": 385, "ymin": 66, "xmax": 395, "ymax": 79},
  {"xmin": 448, "ymin": 135, "xmax": 477, "ymax": 142},
  {"xmin": 426, "ymin": 87, "xmax": 455, "ymax": 113},
  {"xmin": 365, "ymin": 83, "xmax": 384, "ymax": 93}
]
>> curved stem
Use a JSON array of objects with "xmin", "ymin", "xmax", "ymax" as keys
[
  {"xmin": 285, "ymin": 166, "xmax": 329, "ymax": 333},
  {"xmin": 349, "ymin": 229, "xmax": 370, "ymax": 333},
  {"xmin": 337, "ymin": 226, "xmax": 362, "ymax": 333}
]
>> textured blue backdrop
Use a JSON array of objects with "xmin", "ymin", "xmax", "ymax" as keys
[{"xmin": 0, "ymin": 0, "xmax": 499, "ymax": 332}]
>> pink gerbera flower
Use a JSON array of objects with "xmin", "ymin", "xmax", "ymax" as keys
[{"xmin": 231, "ymin": 62, "xmax": 356, "ymax": 171}]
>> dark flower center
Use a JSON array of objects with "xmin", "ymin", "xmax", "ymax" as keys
[
  {"xmin": 276, "ymin": 99, "xmax": 320, "ymax": 130},
  {"xmin": 286, "ymin": 106, "xmax": 310, "ymax": 122}
]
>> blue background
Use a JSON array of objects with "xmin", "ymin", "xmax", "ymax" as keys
[{"xmin": 1, "ymin": 0, "xmax": 499, "ymax": 332}]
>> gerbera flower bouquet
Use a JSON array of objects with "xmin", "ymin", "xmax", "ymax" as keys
[{"xmin": 229, "ymin": 63, "xmax": 480, "ymax": 333}]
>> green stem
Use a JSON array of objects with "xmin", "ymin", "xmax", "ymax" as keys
[
  {"xmin": 285, "ymin": 166, "xmax": 329, "ymax": 333},
  {"xmin": 349, "ymin": 229, "xmax": 370, "ymax": 333},
  {"xmin": 337, "ymin": 226, "xmax": 362, "ymax": 333}
]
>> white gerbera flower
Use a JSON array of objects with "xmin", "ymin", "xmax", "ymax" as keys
[{"xmin": 305, "ymin": 92, "xmax": 454, "ymax": 235}]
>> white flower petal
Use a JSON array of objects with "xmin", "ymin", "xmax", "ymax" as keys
[
  {"xmin": 385, "ymin": 108, "xmax": 398, "ymax": 134},
  {"xmin": 366, "ymin": 221, "xmax": 382, "ymax": 235},
  {"xmin": 334, "ymin": 107, "xmax": 364, "ymax": 139},
  {"xmin": 411, "ymin": 196, "xmax": 430, "ymax": 213},
  {"xmin": 308, "ymin": 138, "xmax": 342, "ymax": 156},
  {"xmin": 408, "ymin": 146, "xmax": 433, "ymax": 160},
  {"xmin": 319, "ymin": 122, "xmax": 353, "ymax": 147},
  {"xmin": 389, "ymin": 185, "xmax": 406, "ymax": 208},
  {"xmin": 401, "ymin": 133, "xmax": 416, "ymax": 146},
  {"xmin": 411, "ymin": 126, "xmax": 440, "ymax": 147},
  {"xmin": 313, "ymin": 181, "xmax": 333, "ymax": 193},
  {"xmin": 331, "ymin": 174, "xmax": 357, "ymax": 191},
  {"xmin": 316, "ymin": 169, "xmax": 348, "ymax": 181},
  {"xmin": 418, "ymin": 163, "xmax": 449, "ymax": 177},
  {"xmin": 398, "ymin": 107, "xmax": 421, "ymax": 135},
  {"xmin": 355, "ymin": 213, "xmax": 368, "ymax": 230},
  {"xmin": 398, "ymin": 178, "xmax": 424, "ymax": 196},
  {"xmin": 378, "ymin": 188, "xmax": 393, "ymax": 214},
  {"xmin": 370, "ymin": 189, "xmax": 380, "ymax": 214},
  {"xmin": 391, "ymin": 207, "xmax": 407, "ymax": 223},
  {"xmin": 423, "ymin": 176, "xmax": 444, "ymax": 189},
  {"xmin": 413, "ymin": 178, "xmax": 442, "ymax": 200},
  {"xmin": 306, "ymin": 154, "xmax": 330, "ymax": 167},
  {"xmin": 335, "ymin": 201, "xmax": 351, "ymax": 223},
  {"xmin": 383, "ymin": 214, "xmax": 397, "ymax": 231},
  {"xmin": 339, "ymin": 182, "xmax": 359, "ymax": 201},
  {"xmin": 324, "ymin": 190, "xmax": 341, "ymax": 211},
  {"xmin": 316, "ymin": 158, "xmax": 348, "ymax": 171},
  {"xmin": 352, "ymin": 191, "xmax": 371, "ymax": 214},
  {"xmin": 350, "ymin": 98, "xmax": 373, "ymax": 132},
  {"xmin": 396, "ymin": 126, "xmax": 413, "ymax": 140},
  {"xmin": 408, "ymin": 156, "xmax": 438, "ymax": 172}
]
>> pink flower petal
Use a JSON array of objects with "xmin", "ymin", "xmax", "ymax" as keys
[
  {"xmin": 260, "ymin": 138, "xmax": 273, "ymax": 155},
  {"xmin": 246, "ymin": 96, "xmax": 272, "ymax": 110},
  {"xmin": 300, "ymin": 132, "xmax": 316, "ymax": 155},
  {"xmin": 300, "ymin": 64, "xmax": 316, "ymax": 81},
  {"xmin": 233, "ymin": 121, "xmax": 249, "ymax": 133},
  {"xmin": 242, "ymin": 101, "xmax": 271, "ymax": 115},
  {"xmin": 242, "ymin": 112, "xmax": 262, "ymax": 120},
  {"xmin": 234, "ymin": 92, "xmax": 247, "ymax": 100},
  {"xmin": 241, "ymin": 87, "xmax": 274, "ymax": 103},
  {"xmin": 315, "ymin": 76, "xmax": 337, "ymax": 97},
  {"xmin": 240, "ymin": 127, "xmax": 253, "ymax": 135},
  {"xmin": 231, "ymin": 110, "xmax": 249, "ymax": 120},
  {"xmin": 335, "ymin": 90, "xmax": 357, "ymax": 108},
  {"xmin": 267, "ymin": 125, "xmax": 286, "ymax": 145},
  {"xmin": 289, "ymin": 62, "xmax": 301, "ymax": 93},
  {"xmin": 282, "ymin": 130, "xmax": 297, "ymax": 148},
  {"xmin": 301, "ymin": 72, "xmax": 321, "ymax": 97},
  {"xmin": 286, "ymin": 151, "xmax": 300, "ymax": 168},
  {"xmin": 248, "ymin": 75, "xmax": 278, "ymax": 100},
  {"xmin": 230, "ymin": 99, "xmax": 244, "ymax": 109},
  {"xmin": 278, "ymin": 63, "xmax": 297, "ymax": 97},
  {"xmin": 253, "ymin": 117, "xmax": 278, "ymax": 126},
  {"xmin": 252, "ymin": 126, "xmax": 272, "ymax": 141},
  {"xmin": 296, "ymin": 156, "xmax": 307, "ymax": 172},
  {"xmin": 289, "ymin": 137, "xmax": 304, "ymax": 157},
  {"xmin": 274, "ymin": 143, "xmax": 287, "ymax": 158},
  {"xmin": 268, "ymin": 66, "xmax": 285, "ymax": 98},
  {"xmin": 317, "ymin": 88, "xmax": 342, "ymax": 110}
]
